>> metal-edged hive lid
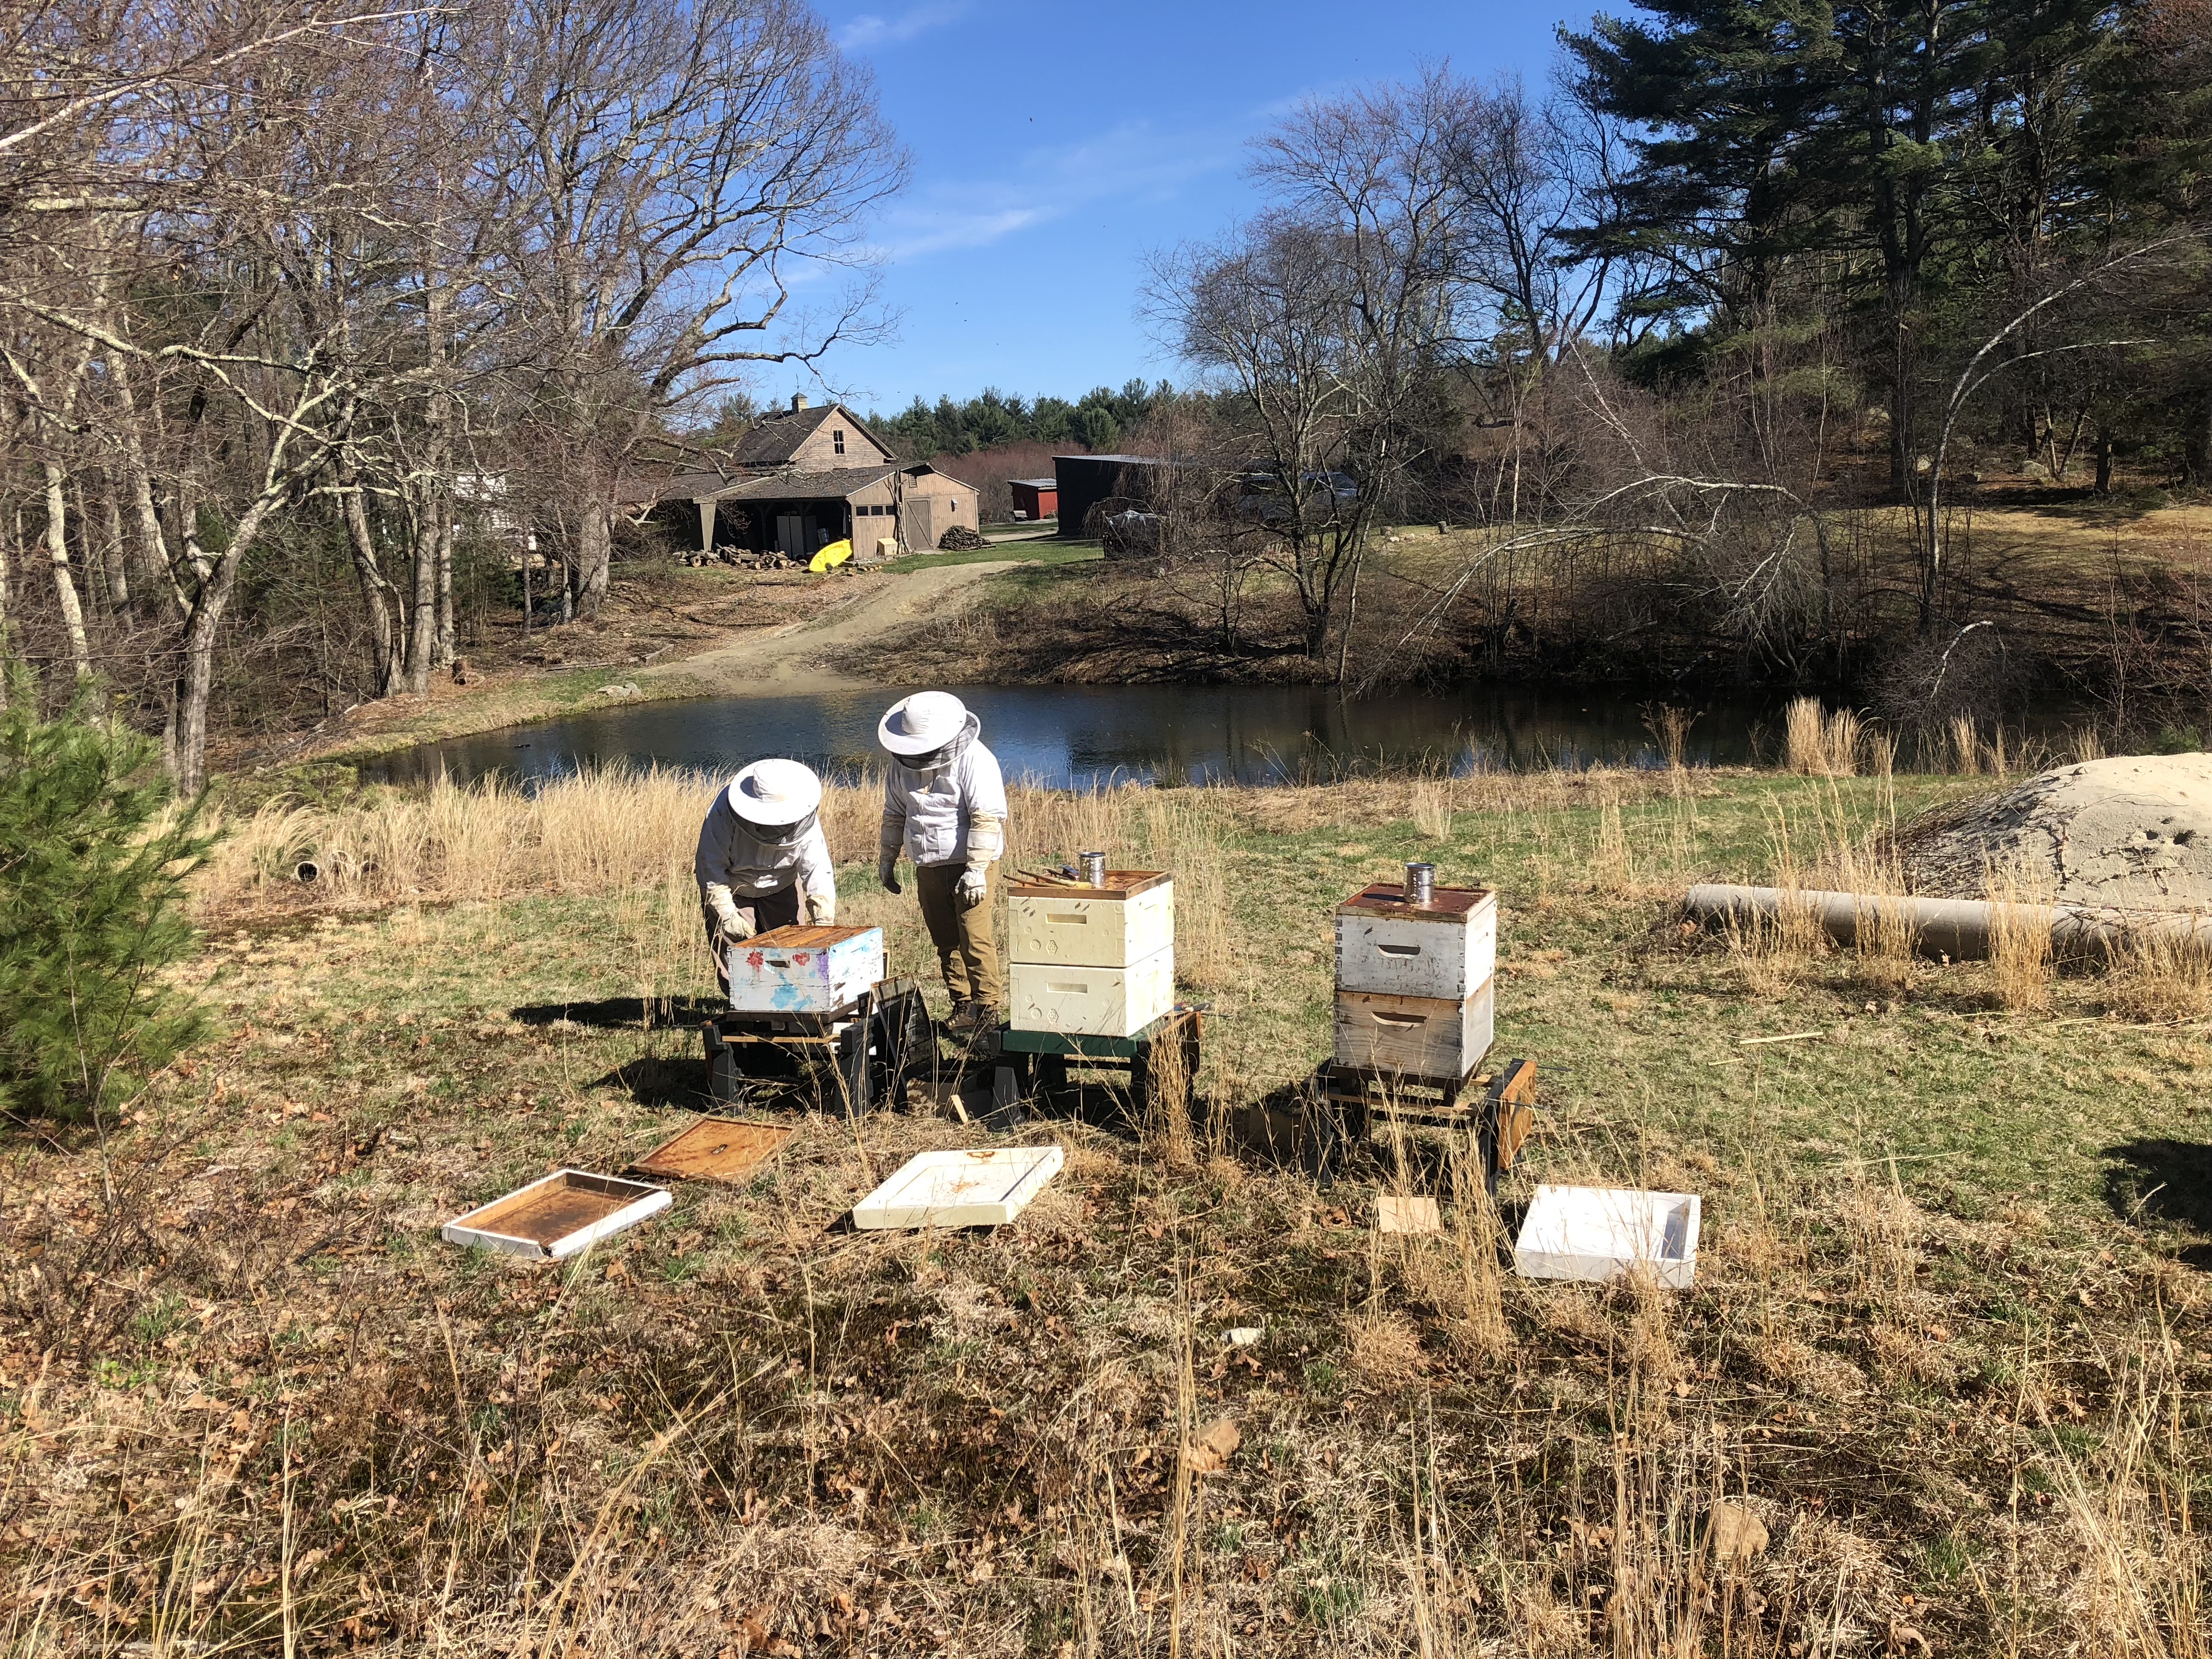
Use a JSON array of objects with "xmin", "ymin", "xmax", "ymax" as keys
[
  {"xmin": 1338, "ymin": 882, "xmax": 1496, "ymax": 921},
  {"xmin": 1005, "ymin": 869, "xmax": 1171, "ymax": 900},
  {"xmin": 441, "ymin": 1169, "xmax": 672, "ymax": 1261}
]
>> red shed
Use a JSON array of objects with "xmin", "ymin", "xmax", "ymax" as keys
[{"xmin": 1009, "ymin": 477, "xmax": 1058, "ymax": 522}]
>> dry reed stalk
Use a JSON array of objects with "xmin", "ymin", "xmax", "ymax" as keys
[
  {"xmin": 1592, "ymin": 802, "xmax": 1636, "ymax": 897},
  {"xmin": 1137, "ymin": 792, "xmax": 1232, "ymax": 991},
  {"xmin": 1412, "ymin": 776, "xmax": 1454, "ymax": 842},
  {"xmin": 1782, "ymin": 697, "xmax": 1863, "ymax": 777},
  {"xmin": 1984, "ymin": 862, "xmax": 2056, "ymax": 1011},
  {"xmin": 2074, "ymin": 724, "xmax": 2107, "ymax": 763},
  {"xmin": 1949, "ymin": 714, "xmax": 1983, "ymax": 775},
  {"xmin": 1783, "ymin": 696, "xmax": 1827, "ymax": 775},
  {"xmin": 1447, "ymin": 1140, "xmax": 1509, "ymax": 1361},
  {"xmin": 2106, "ymin": 918, "xmax": 2212, "ymax": 1022}
]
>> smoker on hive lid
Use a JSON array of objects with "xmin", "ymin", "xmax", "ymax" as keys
[
  {"xmin": 876, "ymin": 691, "xmax": 1008, "ymax": 1030},
  {"xmin": 1333, "ymin": 863, "xmax": 1498, "ymax": 1082},
  {"xmin": 1006, "ymin": 866, "xmax": 1176, "ymax": 1039},
  {"xmin": 693, "ymin": 758, "xmax": 836, "ymax": 998}
]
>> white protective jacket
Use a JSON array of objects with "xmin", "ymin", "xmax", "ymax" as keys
[
  {"xmin": 693, "ymin": 793, "xmax": 837, "ymax": 917},
  {"xmin": 881, "ymin": 716, "xmax": 1007, "ymax": 870}
]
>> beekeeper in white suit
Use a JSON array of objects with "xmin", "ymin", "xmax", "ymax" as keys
[
  {"xmin": 695, "ymin": 758, "xmax": 836, "ymax": 998},
  {"xmin": 877, "ymin": 691, "xmax": 1007, "ymax": 1028}
]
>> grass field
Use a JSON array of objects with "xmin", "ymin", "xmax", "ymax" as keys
[{"xmin": 3, "ymin": 762, "xmax": 2209, "ymax": 1656}]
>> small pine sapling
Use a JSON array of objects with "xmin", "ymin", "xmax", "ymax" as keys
[{"xmin": 0, "ymin": 687, "xmax": 218, "ymax": 1118}]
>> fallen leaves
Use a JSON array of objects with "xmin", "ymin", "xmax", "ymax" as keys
[{"xmin": 1183, "ymin": 1418, "xmax": 1240, "ymax": 1475}]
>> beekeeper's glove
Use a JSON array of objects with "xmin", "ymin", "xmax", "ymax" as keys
[
  {"xmin": 955, "ymin": 863, "xmax": 989, "ymax": 909},
  {"xmin": 804, "ymin": 888, "xmax": 837, "ymax": 926},
  {"xmin": 877, "ymin": 851, "xmax": 902, "ymax": 895},
  {"xmin": 706, "ymin": 885, "xmax": 752, "ymax": 946}
]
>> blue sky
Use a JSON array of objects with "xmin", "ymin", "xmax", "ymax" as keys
[{"xmin": 799, "ymin": 0, "xmax": 1587, "ymax": 421}]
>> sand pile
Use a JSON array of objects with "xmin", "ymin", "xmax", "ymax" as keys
[{"xmin": 1901, "ymin": 754, "xmax": 2212, "ymax": 907}]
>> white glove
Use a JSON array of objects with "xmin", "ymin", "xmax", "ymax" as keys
[
  {"xmin": 707, "ymin": 886, "xmax": 751, "ymax": 944},
  {"xmin": 878, "ymin": 851, "xmax": 902, "ymax": 895},
  {"xmin": 955, "ymin": 864, "xmax": 989, "ymax": 909},
  {"xmin": 804, "ymin": 888, "xmax": 836, "ymax": 925}
]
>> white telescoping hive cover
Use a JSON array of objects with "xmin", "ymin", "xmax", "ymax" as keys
[
  {"xmin": 853, "ymin": 1145, "xmax": 1065, "ymax": 1229},
  {"xmin": 1513, "ymin": 1183, "xmax": 1701, "ymax": 1289}
]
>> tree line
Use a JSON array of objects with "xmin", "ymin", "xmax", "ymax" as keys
[
  {"xmin": 865, "ymin": 380, "xmax": 1179, "ymax": 461},
  {"xmin": 1131, "ymin": 2, "xmax": 2211, "ymax": 715},
  {"xmin": 0, "ymin": 0, "xmax": 900, "ymax": 791},
  {"xmin": 2, "ymin": 0, "xmax": 2208, "ymax": 784}
]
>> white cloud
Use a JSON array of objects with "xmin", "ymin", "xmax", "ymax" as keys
[
  {"xmin": 863, "ymin": 120, "xmax": 1237, "ymax": 264},
  {"xmin": 835, "ymin": 1, "xmax": 970, "ymax": 50}
]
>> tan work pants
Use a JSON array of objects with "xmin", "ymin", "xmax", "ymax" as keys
[
  {"xmin": 700, "ymin": 883, "xmax": 801, "ymax": 998},
  {"xmin": 915, "ymin": 861, "xmax": 1001, "ymax": 1007}
]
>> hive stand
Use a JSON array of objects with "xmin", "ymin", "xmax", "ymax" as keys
[
  {"xmin": 702, "ymin": 978, "xmax": 932, "ymax": 1119},
  {"xmin": 1314, "ymin": 1056, "xmax": 1538, "ymax": 1192},
  {"xmin": 980, "ymin": 1006, "xmax": 1203, "ymax": 1132}
]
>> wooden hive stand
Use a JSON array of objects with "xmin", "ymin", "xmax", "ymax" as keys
[
  {"xmin": 1316, "ymin": 1056, "xmax": 1538, "ymax": 1192},
  {"xmin": 982, "ymin": 1005, "xmax": 1203, "ymax": 1131},
  {"xmin": 702, "ymin": 977, "xmax": 932, "ymax": 1119}
]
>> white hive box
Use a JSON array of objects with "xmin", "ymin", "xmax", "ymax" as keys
[
  {"xmin": 854, "ymin": 1145, "xmax": 1066, "ymax": 1229},
  {"xmin": 727, "ymin": 924, "xmax": 884, "ymax": 1014},
  {"xmin": 1333, "ymin": 977, "xmax": 1495, "ymax": 1079},
  {"xmin": 1513, "ymin": 1184, "xmax": 1701, "ymax": 1289},
  {"xmin": 442, "ymin": 1170, "xmax": 671, "ymax": 1261},
  {"xmin": 1008, "ymin": 871, "xmax": 1174, "ymax": 967},
  {"xmin": 1009, "ymin": 949, "xmax": 1176, "ymax": 1039},
  {"xmin": 1335, "ymin": 882, "xmax": 1497, "ymax": 999}
]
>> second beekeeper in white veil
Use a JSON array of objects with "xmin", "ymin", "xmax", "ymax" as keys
[
  {"xmin": 876, "ymin": 691, "xmax": 1007, "ymax": 1028},
  {"xmin": 694, "ymin": 758, "xmax": 837, "ymax": 997}
]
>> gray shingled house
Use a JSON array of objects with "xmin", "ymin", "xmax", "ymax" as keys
[{"xmin": 629, "ymin": 396, "xmax": 982, "ymax": 561}]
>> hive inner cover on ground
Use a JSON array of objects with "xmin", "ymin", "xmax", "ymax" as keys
[
  {"xmin": 442, "ymin": 1170, "xmax": 671, "ymax": 1259},
  {"xmin": 853, "ymin": 1146, "xmax": 1065, "ymax": 1229},
  {"xmin": 631, "ymin": 1118, "xmax": 791, "ymax": 1184}
]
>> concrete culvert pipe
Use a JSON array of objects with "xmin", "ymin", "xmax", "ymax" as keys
[
  {"xmin": 1683, "ymin": 884, "xmax": 2212, "ymax": 963},
  {"xmin": 295, "ymin": 859, "xmax": 321, "ymax": 884}
]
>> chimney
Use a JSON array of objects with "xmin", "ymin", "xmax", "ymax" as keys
[{"xmin": 790, "ymin": 393, "xmax": 809, "ymax": 413}]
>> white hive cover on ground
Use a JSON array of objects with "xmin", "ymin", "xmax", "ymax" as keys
[
  {"xmin": 1514, "ymin": 1184, "xmax": 1701, "ymax": 1289},
  {"xmin": 1900, "ymin": 754, "xmax": 2212, "ymax": 908},
  {"xmin": 853, "ymin": 1146, "xmax": 1066, "ymax": 1229}
]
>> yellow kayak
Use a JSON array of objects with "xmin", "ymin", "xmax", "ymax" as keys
[{"xmin": 808, "ymin": 538, "xmax": 853, "ymax": 573}]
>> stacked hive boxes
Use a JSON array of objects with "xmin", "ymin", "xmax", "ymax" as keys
[
  {"xmin": 1332, "ymin": 881, "xmax": 1498, "ymax": 1081},
  {"xmin": 1007, "ymin": 871, "xmax": 1176, "ymax": 1037}
]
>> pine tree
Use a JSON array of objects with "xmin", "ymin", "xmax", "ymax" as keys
[{"xmin": 0, "ymin": 686, "xmax": 216, "ymax": 1119}]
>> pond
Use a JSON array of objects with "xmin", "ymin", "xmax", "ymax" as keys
[{"xmin": 362, "ymin": 681, "xmax": 1791, "ymax": 789}]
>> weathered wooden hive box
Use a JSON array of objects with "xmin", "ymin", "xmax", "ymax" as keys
[
  {"xmin": 1332, "ymin": 882, "xmax": 1498, "ymax": 1079},
  {"xmin": 1009, "ymin": 871, "xmax": 1175, "ymax": 966},
  {"xmin": 1335, "ymin": 881, "xmax": 1497, "ymax": 997},
  {"xmin": 727, "ymin": 924, "xmax": 885, "ymax": 1014},
  {"xmin": 1007, "ymin": 870, "xmax": 1175, "ymax": 1038}
]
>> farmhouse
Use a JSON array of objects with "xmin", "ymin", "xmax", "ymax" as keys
[{"xmin": 629, "ymin": 395, "xmax": 981, "ymax": 560}]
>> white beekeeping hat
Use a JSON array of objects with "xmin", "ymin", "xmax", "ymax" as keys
[
  {"xmin": 726, "ymin": 758, "xmax": 822, "ymax": 830},
  {"xmin": 876, "ymin": 691, "xmax": 970, "ymax": 757}
]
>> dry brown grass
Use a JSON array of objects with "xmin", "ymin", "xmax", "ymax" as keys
[
  {"xmin": 15, "ymin": 764, "xmax": 2207, "ymax": 1658},
  {"xmin": 1985, "ymin": 860, "xmax": 2058, "ymax": 1011},
  {"xmin": 1783, "ymin": 697, "xmax": 1865, "ymax": 777}
]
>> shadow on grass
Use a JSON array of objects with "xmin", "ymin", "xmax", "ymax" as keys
[
  {"xmin": 510, "ymin": 996, "xmax": 719, "ymax": 1031},
  {"xmin": 2104, "ymin": 1138, "xmax": 2212, "ymax": 1267},
  {"xmin": 589, "ymin": 1054, "xmax": 715, "ymax": 1110}
]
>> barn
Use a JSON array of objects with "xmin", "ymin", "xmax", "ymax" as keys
[{"xmin": 1008, "ymin": 477, "xmax": 1058, "ymax": 522}]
